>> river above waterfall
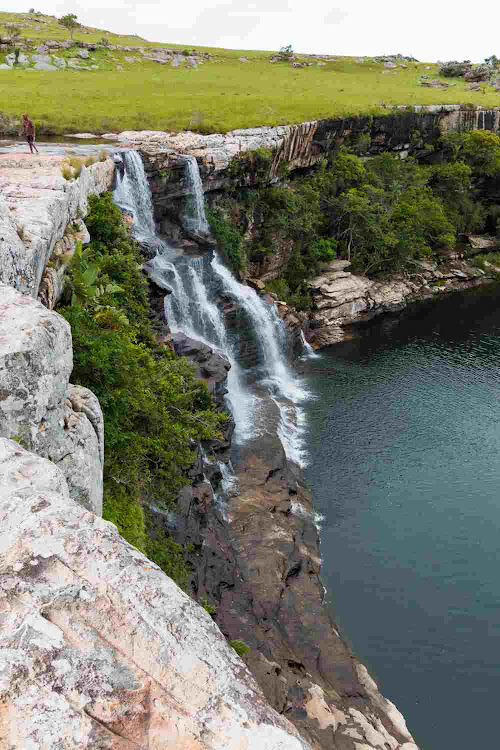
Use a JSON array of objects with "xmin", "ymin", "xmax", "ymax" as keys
[{"xmin": 303, "ymin": 284, "xmax": 500, "ymax": 750}]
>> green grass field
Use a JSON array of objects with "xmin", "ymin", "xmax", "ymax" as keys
[{"xmin": 1, "ymin": 11, "xmax": 499, "ymax": 135}]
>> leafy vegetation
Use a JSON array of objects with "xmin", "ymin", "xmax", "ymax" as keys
[
  {"xmin": 200, "ymin": 598, "xmax": 217, "ymax": 615},
  {"xmin": 57, "ymin": 193, "xmax": 226, "ymax": 586},
  {"xmin": 214, "ymin": 130, "xmax": 500, "ymax": 308},
  {"xmin": 58, "ymin": 13, "xmax": 80, "ymax": 40},
  {"xmin": 475, "ymin": 251, "xmax": 500, "ymax": 270},
  {"xmin": 207, "ymin": 208, "xmax": 246, "ymax": 273},
  {"xmin": 228, "ymin": 639, "xmax": 250, "ymax": 657}
]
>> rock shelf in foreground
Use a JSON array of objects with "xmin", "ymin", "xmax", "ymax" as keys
[{"xmin": 0, "ymin": 438, "xmax": 312, "ymax": 750}]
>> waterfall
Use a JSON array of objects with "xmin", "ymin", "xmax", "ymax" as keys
[
  {"xmin": 300, "ymin": 331, "xmax": 320, "ymax": 360},
  {"xmin": 183, "ymin": 155, "xmax": 210, "ymax": 234},
  {"xmin": 163, "ymin": 253, "xmax": 258, "ymax": 443},
  {"xmin": 113, "ymin": 151, "xmax": 158, "ymax": 246},
  {"xmin": 113, "ymin": 151, "xmax": 310, "ymax": 467}
]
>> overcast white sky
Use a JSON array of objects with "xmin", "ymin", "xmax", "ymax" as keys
[{"xmin": 9, "ymin": 0, "xmax": 500, "ymax": 62}]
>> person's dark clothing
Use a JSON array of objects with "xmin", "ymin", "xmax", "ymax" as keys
[{"xmin": 24, "ymin": 119, "xmax": 35, "ymax": 137}]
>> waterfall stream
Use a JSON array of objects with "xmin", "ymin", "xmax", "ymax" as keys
[
  {"xmin": 113, "ymin": 150, "xmax": 310, "ymax": 466},
  {"xmin": 183, "ymin": 155, "xmax": 210, "ymax": 234},
  {"xmin": 113, "ymin": 150, "xmax": 158, "ymax": 247}
]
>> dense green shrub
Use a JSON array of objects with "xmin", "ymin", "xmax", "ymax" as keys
[
  {"xmin": 227, "ymin": 146, "xmax": 274, "ymax": 180},
  {"xmin": 146, "ymin": 535, "xmax": 193, "ymax": 591},
  {"xmin": 214, "ymin": 137, "xmax": 500, "ymax": 285},
  {"xmin": 58, "ymin": 193, "xmax": 226, "ymax": 562},
  {"xmin": 207, "ymin": 207, "xmax": 246, "ymax": 272},
  {"xmin": 441, "ymin": 130, "xmax": 500, "ymax": 177}
]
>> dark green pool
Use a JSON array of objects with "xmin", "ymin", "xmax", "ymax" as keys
[{"xmin": 303, "ymin": 285, "xmax": 500, "ymax": 749}]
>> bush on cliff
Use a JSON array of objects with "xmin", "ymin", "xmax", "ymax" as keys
[
  {"xmin": 441, "ymin": 130, "xmax": 500, "ymax": 177},
  {"xmin": 217, "ymin": 148, "xmax": 461, "ymax": 295},
  {"xmin": 58, "ymin": 193, "xmax": 226, "ymax": 586},
  {"xmin": 207, "ymin": 207, "xmax": 247, "ymax": 273}
]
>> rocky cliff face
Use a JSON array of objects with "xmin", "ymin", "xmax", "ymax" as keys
[
  {"xmin": 0, "ymin": 437, "xmax": 312, "ymax": 750},
  {"xmin": 0, "ymin": 153, "xmax": 114, "ymax": 299},
  {"xmin": 267, "ymin": 249, "xmax": 497, "ymax": 349},
  {"xmin": 0, "ymin": 285, "xmax": 104, "ymax": 514},
  {"xmin": 100, "ymin": 107, "xmax": 500, "ymax": 237},
  {"xmin": 164, "ymin": 428, "xmax": 419, "ymax": 750},
  {"xmin": 0, "ymin": 153, "xmax": 321, "ymax": 750}
]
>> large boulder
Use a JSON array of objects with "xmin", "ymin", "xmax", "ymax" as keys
[
  {"xmin": 465, "ymin": 65, "xmax": 491, "ymax": 82},
  {"xmin": 0, "ymin": 438, "xmax": 312, "ymax": 750},
  {"xmin": 172, "ymin": 332, "xmax": 231, "ymax": 397},
  {"xmin": 0, "ymin": 285, "xmax": 103, "ymax": 514}
]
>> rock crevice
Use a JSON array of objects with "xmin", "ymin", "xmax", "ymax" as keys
[{"xmin": 0, "ymin": 284, "xmax": 103, "ymax": 514}]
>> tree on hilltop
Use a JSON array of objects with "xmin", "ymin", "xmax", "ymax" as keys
[{"xmin": 58, "ymin": 13, "xmax": 80, "ymax": 40}]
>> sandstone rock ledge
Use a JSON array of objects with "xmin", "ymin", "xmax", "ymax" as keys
[
  {"xmin": 0, "ymin": 285, "xmax": 103, "ymax": 514},
  {"xmin": 0, "ymin": 153, "xmax": 114, "ymax": 298},
  {"xmin": 272, "ymin": 257, "xmax": 494, "ymax": 349},
  {"xmin": 0, "ymin": 438, "xmax": 311, "ymax": 750}
]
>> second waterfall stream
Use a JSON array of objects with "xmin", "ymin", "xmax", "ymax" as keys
[{"xmin": 113, "ymin": 149, "xmax": 311, "ymax": 467}]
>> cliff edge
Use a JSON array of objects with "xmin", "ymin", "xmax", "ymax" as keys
[{"xmin": 0, "ymin": 437, "xmax": 312, "ymax": 750}]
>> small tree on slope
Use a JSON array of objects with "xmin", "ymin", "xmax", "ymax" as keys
[{"xmin": 59, "ymin": 13, "xmax": 80, "ymax": 41}]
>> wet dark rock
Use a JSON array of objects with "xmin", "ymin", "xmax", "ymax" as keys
[{"xmin": 172, "ymin": 332, "xmax": 231, "ymax": 393}]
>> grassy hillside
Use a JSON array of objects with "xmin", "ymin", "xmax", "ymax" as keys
[{"xmin": 1, "ymin": 11, "xmax": 499, "ymax": 135}]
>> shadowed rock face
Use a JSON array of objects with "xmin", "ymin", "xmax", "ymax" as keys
[
  {"xmin": 0, "ymin": 438, "xmax": 313, "ymax": 750},
  {"xmin": 166, "ymin": 426, "xmax": 418, "ymax": 750},
  {"xmin": 172, "ymin": 331, "xmax": 231, "ymax": 399},
  {"xmin": 0, "ymin": 285, "xmax": 103, "ymax": 514}
]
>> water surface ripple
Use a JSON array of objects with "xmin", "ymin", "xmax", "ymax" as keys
[{"xmin": 303, "ymin": 286, "xmax": 500, "ymax": 750}]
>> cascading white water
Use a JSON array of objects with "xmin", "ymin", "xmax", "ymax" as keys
[
  {"xmin": 211, "ymin": 253, "xmax": 309, "ymax": 404},
  {"xmin": 113, "ymin": 150, "xmax": 310, "ymax": 466},
  {"xmin": 183, "ymin": 155, "xmax": 210, "ymax": 234},
  {"xmin": 113, "ymin": 151, "xmax": 157, "ymax": 244},
  {"xmin": 163, "ymin": 254, "xmax": 257, "ymax": 443},
  {"xmin": 300, "ymin": 331, "xmax": 321, "ymax": 360}
]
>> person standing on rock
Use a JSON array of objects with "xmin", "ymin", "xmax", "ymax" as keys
[{"xmin": 23, "ymin": 113, "xmax": 39, "ymax": 155}]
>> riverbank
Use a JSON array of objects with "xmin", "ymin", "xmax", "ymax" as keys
[{"xmin": 269, "ymin": 248, "xmax": 499, "ymax": 349}]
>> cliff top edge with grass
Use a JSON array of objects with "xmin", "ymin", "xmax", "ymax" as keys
[{"xmin": 0, "ymin": 10, "xmax": 499, "ymax": 136}]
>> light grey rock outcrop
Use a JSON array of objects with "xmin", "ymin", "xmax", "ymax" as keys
[
  {"xmin": 302, "ymin": 254, "xmax": 492, "ymax": 348},
  {"xmin": 0, "ymin": 154, "xmax": 114, "ymax": 298},
  {"xmin": 0, "ymin": 285, "xmax": 103, "ymax": 514},
  {"xmin": 0, "ymin": 438, "xmax": 312, "ymax": 750}
]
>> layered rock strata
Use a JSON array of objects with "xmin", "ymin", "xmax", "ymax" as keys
[
  {"xmin": 0, "ymin": 438, "xmax": 311, "ymax": 750},
  {"xmin": 0, "ymin": 153, "xmax": 114, "ymax": 298},
  {"xmin": 265, "ymin": 253, "xmax": 496, "ymax": 349},
  {"xmin": 90, "ymin": 107, "xmax": 500, "ymax": 209},
  {"xmin": 76, "ymin": 108, "xmax": 498, "ymax": 245},
  {"xmin": 0, "ymin": 285, "xmax": 103, "ymax": 514}
]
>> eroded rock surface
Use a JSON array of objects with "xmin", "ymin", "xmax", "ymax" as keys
[
  {"xmin": 0, "ymin": 153, "xmax": 114, "ymax": 297},
  {"xmin": 167, "ymin": 430, "xmax": 418, "ymax": 750},
  {"xmin": 0, "ymin": 438, "xmax": 312, "ymax": 750},
  {"xmin": 0, "ymin": 285, "xmax": 103, "ymax": 513},
  {"xmin": 266, "ymin": 254, "xmax": 495, "ymax": 349}
]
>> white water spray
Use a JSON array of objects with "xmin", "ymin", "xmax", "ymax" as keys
[
  {"xmin": 300, "ymin": 331, "xmax": 321, "ymax": 360},
  {"xmin": 114, "ymin": 150, "xmax": 311, "ymax": 466},
  {"xmin": 183, "ymin": 155, "xmax": 210, "ymax": 234},
  {"xmin": 113, "ymin": 151, "xmax": 157, "ymax": 244}
]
